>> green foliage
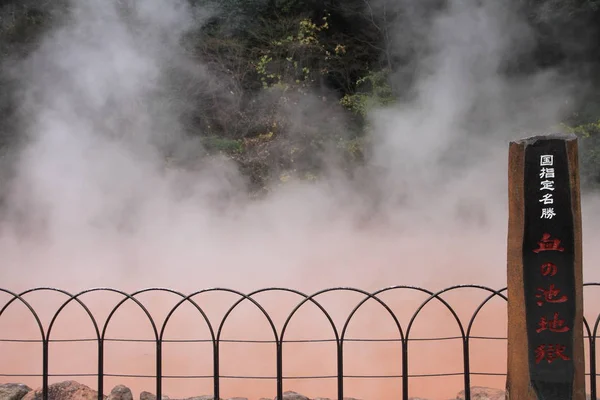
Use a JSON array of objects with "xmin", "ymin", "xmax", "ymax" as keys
[
  {"xmin": 254, "ymin": 14, "xmax": 337, "ymax": 91},
  {"xmin": 562, "ymin": 121, "xmax": 600, "ymax": 189},
  {"xmin": 340, "ymin": 69, "xmax": 395, "ymax": 117},
  {"xmin": 337, "ymin": 136, "xmax": 367, "ymax": 164},
  {"xmin": 4, "ymin": 0, "xmax": 600, "ymax": 192},
  {"xmin": 201, "ymin": 136, "xmax": 244, "ymax": 154}
]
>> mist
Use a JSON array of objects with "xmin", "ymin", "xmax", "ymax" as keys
[
  {"xmin": 1, "ymin": 0, "xmax": 600, "ymax": 398},
  {"xmin": 0, "ymin": 0, "xmax": 592, "ymax": 291}
]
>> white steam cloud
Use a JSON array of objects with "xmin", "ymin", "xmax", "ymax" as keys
[{"xmin": 0, "ymin": 0, "xmax": 598, "ymax": 293}]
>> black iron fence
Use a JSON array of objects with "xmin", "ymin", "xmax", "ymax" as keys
[{"xmin": 1, "ymin": 284, "xmax": 599, "ymax": 400}]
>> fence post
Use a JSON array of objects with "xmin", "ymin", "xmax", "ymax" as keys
[
  {"xmin": 506, "ymin": 133, "xmax": 585, "ymax": 400},
  {"xmin": 42, "ymin": 338, "xmax": 49, "ymax": 400}
]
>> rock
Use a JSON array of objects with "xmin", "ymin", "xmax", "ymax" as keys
[
  {"xmin": 312, "ymin": 397, "xmax": 363, "ymax": 400},
  {"xmin": 274, "ymin": 392, "xmax": 309, "ymax": 400},
  {"xmin": 107, "ymin": 386, "xmax": 132, "ymax": 400},
  {"xmin": 182, "ymin": 397, "xmax": 218, "ymax": 400},
  {"xmin": 21, "ymin": 381, "xmax": 102, "ymax": 400},
  {"xmin": 311, "ymin": 396, "xmax": 367, "ymax": 400},
  {"xmin": 139, "ymin": 393, "xmax": 169, "ymax": 400},
  {"xmin": 456, "ymin": 387, "xmax": 505, "ymax": 400},
  {"xmin": 0, "ymin": 383, "xmax": 32, "ymax": 400},
  {"xmin": 225, "ymin": 398, "xmax": 247, "ymax": 400}
]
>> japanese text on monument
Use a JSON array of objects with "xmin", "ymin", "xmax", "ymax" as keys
[
  {"xmin": 532, "ymin": 232, "xmax": 571, "ymax": 364},
  {"xmin": 540, "ymin": 154, "xmax": 556, "ymax": 219},
  {"xmin": 522, "ymin": 138, "xmax": 576, "ymax": 383}
]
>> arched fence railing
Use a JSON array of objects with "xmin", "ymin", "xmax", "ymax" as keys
[{"xmin": 0, "ymin": 284, "xmax": 598, "ymax": 400}]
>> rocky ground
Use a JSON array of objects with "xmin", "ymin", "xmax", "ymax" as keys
[{"xmin": 0, "ymin": 381, "xmax": 509, "ymax": 400}]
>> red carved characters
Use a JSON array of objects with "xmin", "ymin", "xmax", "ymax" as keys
[
  {"xmin": 536, "ymin": 312, "xmax": 570, "ymax": 333},
  {"xmin": 531, "ymin": 231, "xmax": 571, "ymax": 366},
  {"xmin": 535, "ymin": 344, "xmax": 570, "ymax": 364},
  {"xmin": 540, "ymin": 262, "xmax": 557, "ymax": 277},
  {"xmin": 536, "ymin": 284, "xmax": 568, "ymax": 306},
  {"xmin": 533, "ymin": 233, "xmax": 565, "ymax": 253}
]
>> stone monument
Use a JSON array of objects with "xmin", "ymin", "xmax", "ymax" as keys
[{"xmin": 507, "ymin": 134, "xmax": 585, "ymax": 400}]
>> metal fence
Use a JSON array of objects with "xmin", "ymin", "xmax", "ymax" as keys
[{"xmin": 1, "ymin": 284, "xmax": 599, "ymax": 400}]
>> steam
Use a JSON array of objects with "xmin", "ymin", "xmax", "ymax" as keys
[
  {"xmin": 1, "ymin": 0, "xmax": 600, "ymax": 398},
  {"xmin": 0, "ymin": 0, "xmax": 597, "ymax": 291}
]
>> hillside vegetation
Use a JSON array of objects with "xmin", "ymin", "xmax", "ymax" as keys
[{"xmin": 2, "ymin": 0, "xmax": 600, "ymax": 192}]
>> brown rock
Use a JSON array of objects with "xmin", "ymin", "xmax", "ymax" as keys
[
  {"xmin": 182, "ymin": 397, "xmax": 217, "ymax": 400},
  {"xmin": 21, "ymin": 381, "xmax": 102, "ymax": 400},
  {"xmin": 139, "ymin": 393, "xmax": 169, "ymax": 400},
  {"xmin": 313, "ymin": 397, "xmax": 364, "ymax": 400},
  {"xmin": 455, "ymin": 387, "xmax": 505, "ymax": 400},
  {"xmin": 274, "ymin": 392, "xmax": 308, "ymax": 400},
  {"xmin": 107, "ymin": 386, "xmax": 132, "ymax": 400},
  {"xmin": 0, "ymin": 383, "xmax": 32, "ymax": 400},
  {"xmin": 168, "ymin": 397, "xmax": 213, "ymax": 400}
]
